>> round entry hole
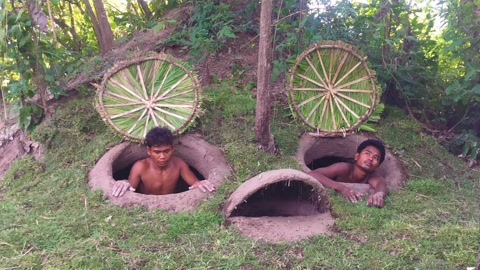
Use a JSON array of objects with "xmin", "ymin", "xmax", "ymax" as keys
[
  {"xmin": 88, "ymin": 133, "xmax": 231, "ymax": 212},
  {"xmin": 224, "ymin": 169, "xmax": 334, "ymax": 243},
  {"xmin": 296, "ymin": 133, "xmax": 407, "ymax": 191},
  {"xmin": 230, "ymin": 180, "xmax": 324, "ymax": 217}
]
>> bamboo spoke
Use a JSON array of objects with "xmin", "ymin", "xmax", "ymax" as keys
[
  {"xmin": 336, "ymin": 92, "xmax": 371, "ymax": 108},
  {"xmin": 332, "ymin": 95, "xmax": 350, "ymax": 126},
  {"xmin": 103, "ymin": 91, "xmax": 144, "ymax": 104},
  {"xmin": 110, "ymin": 106, "xmax": 145, "ymax": 120},
  {"xmin": 305, "ymin": 95, "xmax": 326, "ymax": 122},
  {"xmin": 153, "ymin": 106, "xmax": 188, "ymax": 120},
  {"xmin": 150, "ymin": 61, "xmax": 160, "ymax": 99},
  {"xmin": 156, "ymin": 104, "xmax": 193, "ymax": 108},
  {"xmin": 329, "ymin": 49, "xmax": 334, "ymax": 83},
  {"xmin": 333, "ymin": 58, "xmax": 365, "ymax": 88},
  {"xmin": 157, "ymin": 73, "xmax": 189, "ymax": 100},
  {"xmin": 334, "ymin": 95, "xmax": 360, "ymax": 119},
  {"xmin": 316, "ymin": 50, "xmax": 331, "ymax": 87},
  {"xmin": 137, "ymin": 64, "xmax": 149, "ymax": 100},
  {"xmin": 104, "ymin": 102, "xmax": 144, "ymax": 108},
  {"xmin": 292, "ymin": 87, "xmax": 327, "ymax": 92},
  {"xmin": 152, "ymin": 63, "xmax": 174, "ymax": 100},
  {"xmin": 143, "ymin": 111, "xmax": 152, "ymax": 138},
  {"xmin": 336, "ymin": 76, "xmax": 370, "ymax": 90},
  {"xmin": 297, "ymin": 93, "xmax": 325, "ymax": 108},
  {"xmin": 328, "ymin": 95, "xmax": 337, "ymax": 130},
  {"xmin": 318, "ymin": 95, "xmax": 329, "ymax": 129},
  {"xmin": 123, "ymin": 69, "xmax": 145, "ymax": 98},
  {"xmin": 109, "ymin": 78, "xmax": 145, "ymax": 101},
  {"xmin": 151, "ymin": 107, "xmax": 160, "ymax": 127},
  {"xmin": 305, "ymin": 56, "xmax": 328, "ymax": 88},
  {"xmin": 126, "ymin": 107, "xmax": 148, "ymax": 134},
  {"xmin": 332, "ymin": 52, "xmax": 349, "ymax": 84},
  {"xmin": 295, "ymin": 73, "xmax": 324, "ymax": 88},
  {"xmin": 155, "ymin": 89, "xmax": 194, "ymax": 102},
  {"xmin": 334, "ymin": 88, "xmax": 373, "ymax": 94},
  {"xmin": 151, "ymin": 109, "xmax": 177, "ymax": 130}
]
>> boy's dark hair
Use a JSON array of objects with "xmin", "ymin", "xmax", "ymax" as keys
[
  {"xmin": 357, "ymin": 139, "xmax": 386, "ymax": 163},
  {"xmin": 145, "ymin": 127, "xmax": 174, "ymax": 148}
]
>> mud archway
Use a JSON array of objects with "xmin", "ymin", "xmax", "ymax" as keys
[
  {"xmin": 296, "ymin": 133, "xmax": 407, "ymax": 193},
  {"xmin": 88, "ymin": 133, "xmax": 231, "ymax": 212},
  {"xmin": 224, "ymin": 169, "xmax": 335, "ymax": 243}
]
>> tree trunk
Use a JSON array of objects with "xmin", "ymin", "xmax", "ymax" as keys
[
  {"xmin": 27, "ymin": 0, "xmax": 49, "ymax": 117},
  {"xmin": 83, "ymin": 0, "xmax": 114, "ymax": 55},
  {"xmin": 255, "ymin": 0, "xmax": 276, "ymax": 154},
  {"xmin": 137, "ymin": 0, "xmax": 152, "ymax": 19}
]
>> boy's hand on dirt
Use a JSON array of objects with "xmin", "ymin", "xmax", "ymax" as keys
[
  {"xmin": 189, "ymin": 180, "xmax": 216, "ymax": 193},
  {"xmin": 339, "ymin": 186, "xmax": 364, "ymax": 203},
  {"xmin": 112, "ymin": 180, "xmax": 135, "ymax": 197},
  {"xmin": 367, "ymin": 191, "xmax": 385, "ymax": 208}
]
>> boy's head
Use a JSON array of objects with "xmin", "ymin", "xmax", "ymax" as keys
[
  {"xmin": 356, "ymin": 139, "xmax": 385, "ymax": 164},
  {"xmin": 145, "ymin": 127, "xmax": 174, "ymax": 148}
]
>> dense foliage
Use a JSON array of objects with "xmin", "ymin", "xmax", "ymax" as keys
[{"xmin": 0, "ymin": 0, "xmax": 479, "ymax": 160}]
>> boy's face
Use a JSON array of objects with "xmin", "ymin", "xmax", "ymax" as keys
[
  {"xmin": 147, "ymin": 144, "xmax": 174, "ymax": 168},
  {"xmin": 354, "ymin": 145, "xmax": 381, "ymax": 173}
]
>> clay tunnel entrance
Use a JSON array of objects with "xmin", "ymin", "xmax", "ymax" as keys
[
  {"xmin": 296, "ymin": 133, "xmax": 407, "ymax": 191},
  {"xmin": 224, "ymin": 169, "xmax": 334, "ymax": 243},
  {"xmin": 229, "ymin": 180, "xmax": 324, "ymax": 217},
  {"xmin": 112, "ymin": 163, "xmax": 204, "ymax": 194},
  {"xmin": 88, "ymin": 134, "xmax": 232, "ymax": 212}
]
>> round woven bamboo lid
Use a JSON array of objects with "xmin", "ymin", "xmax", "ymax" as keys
[
  {"xmin": 287, "ymin": 41, "xmax": 379, "ymax": 137},
  {"xmin": 96, "ymin": 54, "xmax": 202, "ymax": 142}
]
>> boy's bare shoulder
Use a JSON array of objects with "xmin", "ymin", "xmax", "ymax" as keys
[
  {"xmin": 171, "ymin": 156, "xmax": 187, "ymax": 166},
  {"xmin": 133, "ymin": 157, "xmax": 151, "ymax": 168},
  {"xmin": 331, "ymin": 162, "xmax": 353, "ymax": 171}
]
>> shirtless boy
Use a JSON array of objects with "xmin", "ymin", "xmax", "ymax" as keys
[
  {"xmin": 308, "ymin": 139, "xmax": 388, "ymax": 208},
  {"xmin": 112, "ymin": 127, "xmax": 215, "ymax": 197}
]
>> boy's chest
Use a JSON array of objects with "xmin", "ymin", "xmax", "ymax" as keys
[{"xmin": 142, "ymin": 169, "xmax": 180, "ymax": 191}]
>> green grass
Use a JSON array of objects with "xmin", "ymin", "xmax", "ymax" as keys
[{"xmin": 0, "ymin": 85, "xmax": 478, "ymax": 269}]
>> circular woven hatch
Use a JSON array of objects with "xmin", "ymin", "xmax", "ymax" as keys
[
  {"xmin": 96, "ymin": 54, "xmax": 202, "ymax": 141},
  {"xmin": 287, "ymin": 41, "xmax": 379, "ymax": 136}
]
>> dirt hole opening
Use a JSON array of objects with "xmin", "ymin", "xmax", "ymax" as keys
[
  {"xmin": 88, "ymin": 134, "xmax": 232, "ymax": 212},
  {"xmin": 307, "ymin": 156, "xmax": 354, "ymax": 170},
  {"xmin": 230, "ymin": 180, "xmax": 324, "ymax": 217},
  {"xmin": 223, "ymin": 169, "xmax": 334, "ymax": 243},
  {"xmin": 112, "ymin": 163, "xmax": 204, "ymax": 194},
  {"xmin": 296, "ymin": 134, "xmax": 408, "ymax": 190}
]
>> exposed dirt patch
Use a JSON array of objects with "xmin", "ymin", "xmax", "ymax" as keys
[
  {"xmin": 88, "ymin": 133, "xmax": 231, "ymax": 212},
  {"xmin": 224, "ymin": 169, "xmax": 334, "ymax": 243},
  {"xmin": 0, "ymin": 130, "xmax": 45, "ymax": 180},
  {"xmin": 296, "ymin": 133, "xmax": 408, "ymax": 192}
]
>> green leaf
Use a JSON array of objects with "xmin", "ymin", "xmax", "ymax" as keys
[
  {"xmin": 152, "ymin": 21, "xmax": 167, "ymax": 33},
  {"xmin": 217, "ymin": 26, "xmax": 236, "ymax": 39},
  {"xmin": 471, "ymin": 84, "xmax": 480, "ymax": 95},
  {"xmin": 45, "ymin": 75, "xmax": 55, "ymax": 83}
]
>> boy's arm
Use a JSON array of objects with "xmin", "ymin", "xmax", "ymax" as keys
[
  {"xmin": 111, "ymin": 162, "xmax": 143, "ymax": 197},
  {"xmin": 366, "ymin": 176, "xmax": 388, "ymax": 208},
  {"xmin": 179, "ymin": 159, "xmax": 215, "ymax": 193},
  {"xmin": 308, "ymin": 163, "xmax": 364, "ymax": 203}
]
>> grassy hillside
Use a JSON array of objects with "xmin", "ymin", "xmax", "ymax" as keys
[{"xmin": 0, "ymin": 82, "xmax": 478, "ymax": 269}]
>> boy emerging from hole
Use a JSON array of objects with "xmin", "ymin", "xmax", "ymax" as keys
[
  {"xmin": 308, "ymin": 139, "xmax": 388, "ymax": 208},
  {"xmin": 112, "ymin": 127, "xmax": 215, "ymax": 197}
]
